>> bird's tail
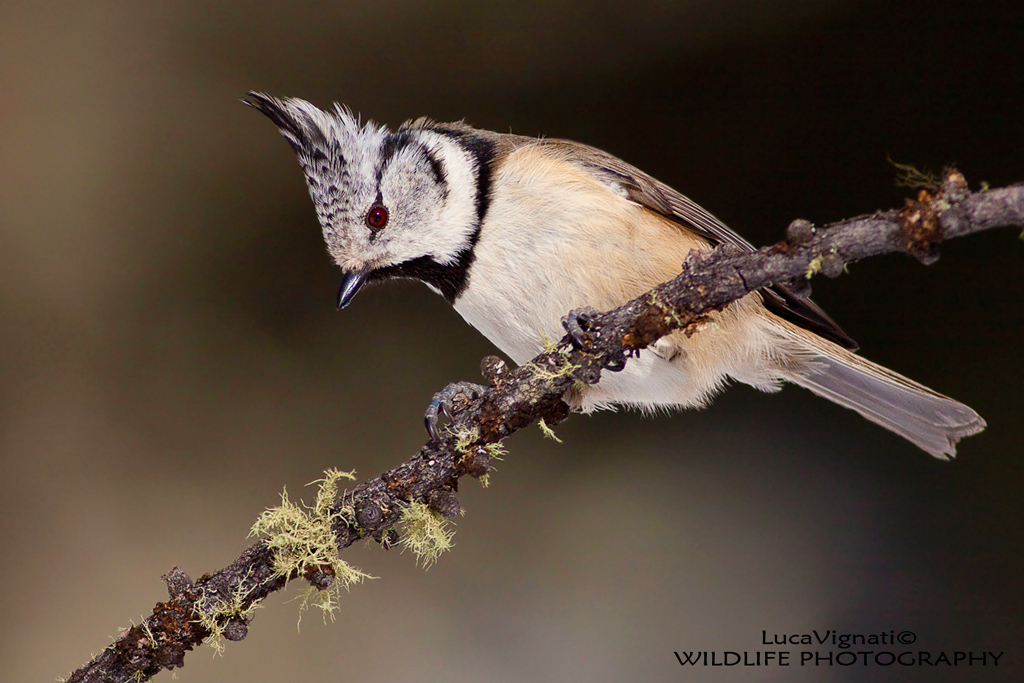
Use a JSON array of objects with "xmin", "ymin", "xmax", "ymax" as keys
[{"xmin": 777, "ymin": 324, "xmax": 985, "ymax": 459}]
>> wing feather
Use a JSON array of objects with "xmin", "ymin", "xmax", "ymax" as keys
[{"xmin": 540, "ymin": 139, "xmax": 858, "ymax": 350}]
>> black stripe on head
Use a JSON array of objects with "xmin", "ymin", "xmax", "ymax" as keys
[
  {"xmin": 377, "ymin": 132, "xmax": 449, "ymax": 194},
  {"xmin": 368, "ymin": 128, "xmax": 495, "ymax": 302},
  {"xmin": 377, "ymin": 131, "xmax": 414, "ymax": 182},
  {"xmin": 421, "ymin": 145, "xmax": 448, "ymax": 190},
  {"xmin": 433, "ymin": 128, "xmax": 495, "ymax": 225}
]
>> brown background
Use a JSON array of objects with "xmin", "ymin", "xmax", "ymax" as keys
[{"xmin": 2, "ymin": 2, "xmax": 1022, "ymax": 682}]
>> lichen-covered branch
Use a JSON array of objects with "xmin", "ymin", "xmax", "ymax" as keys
[{"xmin": 65, "ymin": 172, "xmax": 1024, "ymax": 683}]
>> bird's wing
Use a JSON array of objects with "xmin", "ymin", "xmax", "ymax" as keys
[{"xmin": 546, "ymin": 139, "xmax": 859, "ymax": 350}]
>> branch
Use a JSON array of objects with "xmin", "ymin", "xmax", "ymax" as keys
[{"xmin": 66, "ymin": 172, "xmax": 1023, "ymax": 683}]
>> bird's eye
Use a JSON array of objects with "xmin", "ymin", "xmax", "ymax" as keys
[{"xmin": 366, "ymin": 204, "xmax": 389, "ymax": 230}]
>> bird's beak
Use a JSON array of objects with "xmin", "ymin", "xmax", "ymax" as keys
[{"xmin": 336, "ymin": 270, "xmax": 368, "ymax": 310}]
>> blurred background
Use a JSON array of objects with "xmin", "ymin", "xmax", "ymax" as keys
[{"xmin": 1, "ymin": 1, "xmax": 1021, "ymax": 682}]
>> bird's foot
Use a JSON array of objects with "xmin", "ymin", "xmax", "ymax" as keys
[
  {"xmin": 561, "ymin": 306, "xmax": 602, "ymax": 350},
  {"xmin": 425, "ymin": 381, "xmax": 487, "ymax": 443},
  {"xmin": 562, "ymin": 306, "xmax": 631, "ymax": 372}
]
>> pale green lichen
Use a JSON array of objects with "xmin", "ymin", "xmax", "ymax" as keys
[
  {"xmin": 663, "ymin": 309, "xmax": 687, "ymax": 329},
  {"xmin": 294, "ymin": 584, "xmax": 340, "ymax": 628},
  {"xmin": 806, "ymin": 255, "xmax": 824, "ymax": 277},
  {"xmin": 139, "ymin": 619, "xmax": 157, "ymax": 651},
  {"xmin": 529, "ymin": 332, "xmax": 584, "ymax": 379},
  {"xmin": 806, "ymin": 248, "xmax": 840, "ymax": 279},
  {"xmin": 449, "ymin": 423, "xmax": 481, "ymax": 453},
  {"xmin": 648, "ymin": 292, "xmax": 688, "ymax": 330},
  {"xmin": 482, "ymin": 441, "xmax": 507, "ymax": 461},
  {"xmin": 889, "ymin": 158, "xmax": 943, "ymax": 191},
  {"xmin": 397, "ymin": 501, "xmax": 455, "ymax": 569},
  {"xmin": 247, "ymin": 469, "xmax": 373, "ymax": 629},
  {"xmin": 528, "ymin": 347, "xmax": 580, "ymax": 381},
  {"xmin": 194, "ymin": 568, "xmax": 264, "ymax": 655},
  {"xmin": 537, "ymin": 418, "xmax": 563, "ymax": 443},
  {"xmin": 473, "ymin": 442, "xmax": 506, "ymax": 488}
]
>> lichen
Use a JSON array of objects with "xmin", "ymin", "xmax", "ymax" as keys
[
  {"xmin": 247, "ymin": 469, "xmax": 373, "ymax": 628},
  {"xmin": 537, "ymin": 418, "xmax": 563, "ymax": 443},
  {"xmin": 528, "ymin": 346, "xmax": 580, "ymax": 381},
  {"xmin": 193, "ymin": 568, "xmax": 264, "ymax": 655},
  {"xmin": 483, "ymin": 441, "xmax": 507, "ymax": 460},
  {"xmin": 449, "ymin": 423, "xmax": 481, "ymax": 453},
  {"xmin": 889, "ymin": 158, "xmax": 943, "ymax": 191},
  {"xmin": 397, "ymin": 501, "xmax": 455, "ymax": 569}
]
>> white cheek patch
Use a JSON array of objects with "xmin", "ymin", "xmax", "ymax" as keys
[
  {"xmin": 422, "ymin": 133, "xmax": 481, "ymax": 264},
  {"xmin": 376, "ymin": 131, "xmax": 482, "ymax": 267}
]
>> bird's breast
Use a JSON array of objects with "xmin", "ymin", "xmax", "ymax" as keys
[{"xmin": 452, "ymin": 144, "xmax": 708, "ymax": 364}]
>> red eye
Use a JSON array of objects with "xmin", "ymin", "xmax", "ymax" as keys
[{"xmin": 366, "ymin": 204, "xmax": 389, "ymax": 230}]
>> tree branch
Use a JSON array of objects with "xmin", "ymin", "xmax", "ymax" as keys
[{"xmin": 66, "ymin": 172, "xmax": 1024, "ymax": 683}]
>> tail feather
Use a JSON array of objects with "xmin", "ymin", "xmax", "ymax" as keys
[{"xmin": 779, "ymin": 333, "xmax": 985, "ymax": 459}]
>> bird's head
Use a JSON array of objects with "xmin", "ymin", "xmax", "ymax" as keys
[{"xmin": 245, "ymin": 92, "xmax": 490, "ymax": 307}]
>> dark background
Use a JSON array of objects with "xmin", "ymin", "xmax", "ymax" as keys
[{"xmin": 2, "ymin": 2, "xmax": 1021, "ymax": 682}]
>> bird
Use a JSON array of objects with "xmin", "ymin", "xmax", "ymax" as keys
[{"xmin": 244, "ymin": 91, "xmax": 985, "ymax": 459}]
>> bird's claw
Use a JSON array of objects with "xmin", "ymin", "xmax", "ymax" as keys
[
  {"xmin": 563, "ymin": 306, "xmax": 631, "ymax": 372},
  {"xmin": 603, "ymin": 350, "xmax": 628, "ymax": 372},
  {"xmin": 561, "ymin": 306, "xmax": 602, "ymax": 350},
  {"xmin": 425, "ymin": 381, "xmax": 487, "ymax": 443}
]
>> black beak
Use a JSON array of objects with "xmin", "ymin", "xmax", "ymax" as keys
[{"xmin": 336, "ymin": 270, "xmax": 367, "ymax": 310}]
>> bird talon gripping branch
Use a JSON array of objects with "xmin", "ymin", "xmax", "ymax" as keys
[
  {"xmin": 561, "ymin": 306, "xmax": 602, "ymax": 350},
  {"xmin": 424, "ymin": 381, "xmax": 487, "ymax": 443}
]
